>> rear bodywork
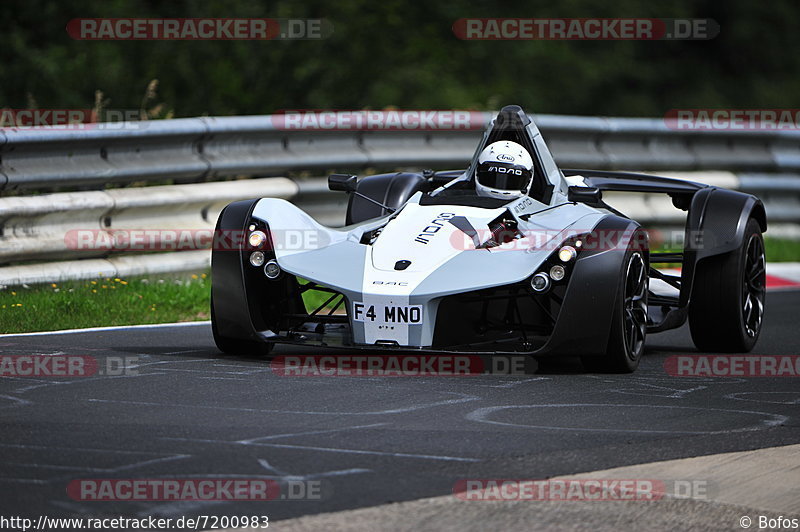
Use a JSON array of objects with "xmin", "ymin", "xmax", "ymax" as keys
[{"xmin": 212, "ymin": 105, "xmax": 765, "ymax": 356}]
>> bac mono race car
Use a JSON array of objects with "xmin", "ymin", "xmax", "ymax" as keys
[{"xmin": 211, "ymin": 105, "xmax": 767, "ymax": 372}]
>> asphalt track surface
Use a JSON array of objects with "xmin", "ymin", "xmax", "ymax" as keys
[{"xmin": 0, "ymin": 290, "xmax": 798, "ymax": 527}]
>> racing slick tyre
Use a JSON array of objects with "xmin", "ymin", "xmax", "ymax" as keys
[
  {"xmin": 582, "ymin": 236, "xmax": 649, "ymax": 373},
  {"xmin": 210, "ymin": 296, "xmax": 273, "ymax": 358},
  {"xmin": 688, "ymin": 217, "xmax": 766, "ymax": 353}
]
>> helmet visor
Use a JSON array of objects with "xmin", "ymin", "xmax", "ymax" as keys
[{"xmin": 476, "ymin": 162, "xmax": 533, "ymax": 192}]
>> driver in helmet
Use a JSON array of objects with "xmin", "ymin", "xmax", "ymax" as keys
[{"xmin": 475, "ymin": 141, "xmax": 534, "ymax": 200}]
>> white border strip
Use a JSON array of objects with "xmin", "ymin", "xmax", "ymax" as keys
[{"xmin": 0, "ymin": 320, "xmax": 210, "ymax": 338}]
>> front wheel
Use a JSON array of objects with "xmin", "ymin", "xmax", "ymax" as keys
[
  {"xmin": 582, "ymin": 240, "xmax": 648, "ymax": 373},
  {"xmin": 688, "ymin": 218, "xmax": 765, "ymax": 352},
  {"xmin": 211, "ymin": 296, "xmax": 273, "ymax": 357}
]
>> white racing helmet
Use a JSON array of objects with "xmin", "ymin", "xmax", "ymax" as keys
[{"xmin": 475, "ymin": 141, "xmax": 534, "ymax": 200}]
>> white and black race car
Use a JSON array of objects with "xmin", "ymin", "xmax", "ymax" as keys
[{"xmin": 210, "ymin": 105, "xmax": 766, "ymax": 372}]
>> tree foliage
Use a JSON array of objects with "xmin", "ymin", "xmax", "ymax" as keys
[{"xmin": 2, "ymin": 0, "xmax": 798, "ymax": 117}]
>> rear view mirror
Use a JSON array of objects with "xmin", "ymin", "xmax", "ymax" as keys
[
  {"xmin": 568, "ymin": 186, "xmax": 602, "ymax": 205},
  {"xmin": 328, "ymin": 173, "xmax": 357, "ymax": 192}
]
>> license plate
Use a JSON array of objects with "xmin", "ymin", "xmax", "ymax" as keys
[{"xmin": 352, "ymin": 303, "xmax": 423, "ymax": 324}]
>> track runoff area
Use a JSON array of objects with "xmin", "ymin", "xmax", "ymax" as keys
[{"xmin": 0, "ymin": 269, "xmax": 798, "ymax": 531}]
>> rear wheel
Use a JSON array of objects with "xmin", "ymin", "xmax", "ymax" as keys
[
  {"xmin": 689, "ymin": 218, "xmax": 765, "ymax": 352},
  {"xmin": 582, "ymin": 240, "xmax": 648, "ymax": 373}
]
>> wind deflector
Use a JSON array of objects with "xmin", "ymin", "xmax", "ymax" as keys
[
  {"xmin": 465, "ymin": 105, "xmax": 554, "ymax": 204},
  {"xmin": 488, "ymin": 105, "xmax": 532, "ymax": 141},
  {"xmin": 434, "ymin": 104, "xmax": 558, "ymax": 205},
  {"xmin": 464, "ymin": 106, "xmax": 535, "ymax": 179},
  {"xmin": 482, "ymin": 106, "xmax": 533, "ymax": 154}
]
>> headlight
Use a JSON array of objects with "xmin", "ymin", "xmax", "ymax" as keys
[
  {"xmin": 264, "ymin": 259, "xmax": 281, "ymax": 279},
  {"xmin": 249, "ymin": 251, "xmax": 265, "ymax": 267},
  {"xmin": 248, "ymin": 230, "xmax": 267, "ymax": 248},
  {"xmin": 558, "ymin": 245, "xmax": 577, "ymax": 263},
  {"xmin": 549, "ymin": 264, "xmax": 566, "ymax": 281},
  {"xmin": 530, "ymin": 272, "xmax": 551, "ymax": 293}
]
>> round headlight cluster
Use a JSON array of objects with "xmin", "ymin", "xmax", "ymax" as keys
[
  {"xmin": 549, "ymin": 264, "xmax": 566, "ymax": 281},
  {"xmin": 558, "ymin": 245, "xmax": 577, "ymax": 263},
  {"xmin": 530, "ymin": 272, "xmax": 551, "ymax": 293},
  {"xmin": 248, "ymin": 230, "xmax": 267, "ymax": 248},
  {"xmin": 249, "ymin": 251, "xmax": 265, "ymax": 267},
  {"xmin": 264, "ymin": 259, "xmax": 281, "ymax": 279}
]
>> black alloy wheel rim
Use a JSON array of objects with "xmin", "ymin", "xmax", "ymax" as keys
[
  {"xmin": 624, "ymin": 252, "xmax": 648, "ymax": 359},
  {"xmin": 743, "ymin": 234, "xmax": 766, "ymax": 338}
]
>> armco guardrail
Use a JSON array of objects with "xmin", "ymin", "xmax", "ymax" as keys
[
  {"xmin": 0, "ymin": 176, "xmax": 348, "ymax": 286},
  {"xmin": 0, "ymin": 178, "xmax": 298, "ymax": 263},
  {"xmin": 4, "ymin": 113, "xmax": 800, "ymax": 191},
  {"xmin": 1, "ymin": 112, "xmax": 799, "ymax": 286}
]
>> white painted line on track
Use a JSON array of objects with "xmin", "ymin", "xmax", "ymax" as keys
[{"xmin": 0, "ymin": 321, "xmax": 210, "ymax": 338}]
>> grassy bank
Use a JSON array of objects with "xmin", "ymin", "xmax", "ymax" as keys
[
  {"xmin": 0, "ymin": 273, "xmax": 336, "ymax": 335},
  {"xmin": 0, "ymin": 274, "xmax": 212, "ymax": 334},
  {"xmin": 764, "ymin": 237, "xmax": 800, "ymax": 262},
  {"xmin": 651, "ymin": 236, "xmax": 800, "ymax": 261}
]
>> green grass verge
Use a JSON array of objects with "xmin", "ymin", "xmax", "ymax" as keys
[
  {"xmin": 650, "ymin": 237, "xmax": 800, "ymax": 268},
  {"xmin": 0, "ymin": 273, "xmax": 338, "ymax": 334},
  {"xmin": 0, "ymin": 274, "xmax": 212, "ymax": 334},
  {"xmin": 764, "ymin": 237, "xmax": 800, "ymax": 262}
]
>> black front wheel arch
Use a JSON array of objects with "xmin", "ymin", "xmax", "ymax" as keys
[{"xmin": 582, "ymin": 230, "xmax": 649, "ymax": 373}]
